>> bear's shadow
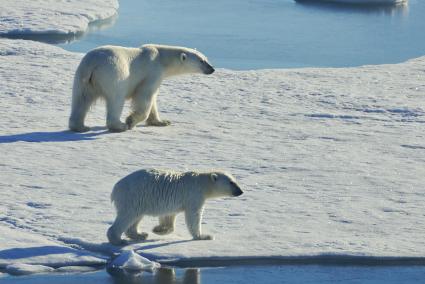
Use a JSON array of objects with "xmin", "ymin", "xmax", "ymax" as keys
[
  {"xmin": 0, "ymin": 127, "xmax": 109, "ymax": 144},
  {"xmin": 133, "ymin": 239, "xmax": 192, "ymax": 251}
]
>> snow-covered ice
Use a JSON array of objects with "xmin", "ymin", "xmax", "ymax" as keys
[
  {"xmin": 5, "ymin": 263, "xmax": 54, "ymax": 276},
  {"xmin": 1, "ymin": 37, "xmax": 424, "ymax": 272},
  {"xmin": 0, "ymin": 225, "xmax": 106, "ymax": 274},
  {"xmin": 108, "ymin": 250, "xmax": 160, "ymax": 272},
  {"xmin": 0, "ymin": 0, "xmax": 118, "ymax": 36}
]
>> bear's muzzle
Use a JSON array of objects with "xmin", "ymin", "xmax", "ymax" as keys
[
  {"xmin": 232, "ymin": 184, "xmax": 244, "ymax": 197},
  {"xmin": 204, "ymin": 63, "xmax": 215, "ymax": 75}
]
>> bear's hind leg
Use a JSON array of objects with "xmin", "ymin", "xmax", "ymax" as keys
[
  {"xmin": 107, "ymin": 213, "xmax": 139, "ymax": 245},
  {"xmin": 153, "ymin": 214, "xmax": 176, "ymax": 235},
  {"xmin": 105, "ymin": 96, "xmax": 128, "ymax": 132},
  {"xmin": 107, "ymin": 226, "xmax": 125, "ymax": 246},
  {"xmin": 125, "ymin": 216, "xmax": 148, "ymax": 241},
  {"xmin": 69, "ymin": 92, "xmax": 95, "ymax": 132}
]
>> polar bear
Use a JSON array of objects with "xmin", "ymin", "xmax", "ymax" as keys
[
  {"xmin": 69, "ymin": 44, "xmax": 215, "ymax": 132},
  {"xmin": 107, "ymin": 169, "xmax": 243, "ymax": 245}
]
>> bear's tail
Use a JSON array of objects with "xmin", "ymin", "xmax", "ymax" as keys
[{"xmin": 68, "ymin": 54, "xmax": 98, "ymax": 131}]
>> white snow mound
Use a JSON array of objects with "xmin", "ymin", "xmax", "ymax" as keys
[
  {"xmin": 109, "ymin": 250, "xmax": 160, "ymax": 272},
  {"xmin": 0, "ymin": 0, "xmax": 118, "ymax": 35}
]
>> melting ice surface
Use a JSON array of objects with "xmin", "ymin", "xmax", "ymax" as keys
[{"xmin": 59, "ymin": 0, "xmax": 425, "ymax": 69}]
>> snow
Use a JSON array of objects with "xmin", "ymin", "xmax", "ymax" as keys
[
  {"xmin": 1, "ymin": 33, "xmax": 424, "ymax": 272},
  {"xmin": 0, "ymin": 0, "xmax": 118, "ymax": 36},
  {"xmin": 5, "ymin": 264, "xmax": 54, "ymax": 276},
  {"xmin": 0, "ymin": 225, "xmax": 106, "ymax": 273},
  {"xmin": 108, "ymin": 250, "xmax": 160, "ymax": 271}
]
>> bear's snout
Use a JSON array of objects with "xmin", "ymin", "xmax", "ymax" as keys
[
  {"xmin": 204, "ymin": 63, "xmax": 215, "ymax": 75},
  {"xmin": 232, "ymin": 186, "xmax": 243, "ymax": 197},
  {"xmin": 233, "ymin": 188, "xmax": 243, "ymax": 197}
]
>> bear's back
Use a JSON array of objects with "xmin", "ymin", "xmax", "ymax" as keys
[{"xmin": 113, "ymin": 169, "xmax": 189, "ymax": 215}]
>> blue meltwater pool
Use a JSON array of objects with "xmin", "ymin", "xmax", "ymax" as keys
[
  {"xmin": 2, "ymin": 265, "xmax": 425, "ymax": 284},
  {"xmin": 58, "ymin": 0, "xmax": 425, "ymax": 70}
]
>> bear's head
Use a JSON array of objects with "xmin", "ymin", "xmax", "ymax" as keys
[
  {"xmin": 147, "ymin": 45, "xmax": 215, "ymax": 77},
  {"xmin": 179, "ymin": 49, "xmax": 215, "ymax": 75},
  {"xmin": 206, "ymin": 172, "xmax": 243, "ymax": 199}
]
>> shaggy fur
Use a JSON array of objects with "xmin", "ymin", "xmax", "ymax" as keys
[
  {"xmin": 107, "ymin": 169, "xmax": 243, "ymax": 245},
  {"xmin": 69, "ymin": 44, "xmax": 215, "ymax": 132}
]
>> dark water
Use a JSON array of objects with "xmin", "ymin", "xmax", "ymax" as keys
[
  {"xmin": 58, "ymin": 0, "xmax": 425, "ymax": 70},
  {"xmin": 2, "ymin": 265, "xmax": 425, "ymax": 284}
]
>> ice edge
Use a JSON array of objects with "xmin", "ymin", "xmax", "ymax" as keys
[{"xmin": 155, "ymin": 255, "xmax": 425, "ymax": 267}]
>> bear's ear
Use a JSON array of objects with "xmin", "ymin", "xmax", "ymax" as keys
[
  {"xmin": 180, "ymin": 53, "xmax": 187, "ymax": 62},
  {"xmin": 210, "ymin": 173, "xmax": 218, "ymax": 182}
]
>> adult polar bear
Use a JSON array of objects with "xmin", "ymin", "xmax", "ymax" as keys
[
  {"xmin": 69, "ymin": 44, "xmax": 215, "ymax": 132},
  {"xmin": 107, "ymin": 169, "xmax": 243, "ymax": 245}
]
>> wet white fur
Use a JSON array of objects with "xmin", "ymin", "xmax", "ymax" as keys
[
  {"xmin": 107, "ymin": 169, "xmax": 240, "ymax": 245},
  {"xmin": 69, "ymin": 44, "xmax": 213, "ymax": 132}
]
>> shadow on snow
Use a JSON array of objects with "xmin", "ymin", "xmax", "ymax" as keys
[
  {"xmin": 0, "ymin": 128, "xmax": 109, "ymax": 143},
  {"xmin": 0, "ymin": 246, "xmax": 81, "ymax": 260},
  {"xmin": 58, "ymin": 237, "xmax": 192, "ymax": 259}
]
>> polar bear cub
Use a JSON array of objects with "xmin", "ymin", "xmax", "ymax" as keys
[
  {"xmin": 69, "ymin": 44, "xmax": 215, "ymax": 132},
  {"xmin": 107, "ymin": 169, "xmax": 243, "ymax": 245}
]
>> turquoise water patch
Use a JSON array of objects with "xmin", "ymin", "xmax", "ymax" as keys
[
  {"xmin": 58, "ymin": 0, "xmax": 425, "ymax": 69},
  {"xmin": 2, "ymin": 265, "xmax": 425, "ymax": 283}
]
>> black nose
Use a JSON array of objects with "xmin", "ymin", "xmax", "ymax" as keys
[
  {"xmin": 233, "ymin": 188, "xmax": 243, "ymax": 197},
  {"xmin": 204, "ymin": 65, "xmax": 215, "ymax": 75}
]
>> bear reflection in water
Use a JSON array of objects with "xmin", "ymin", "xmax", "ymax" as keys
[{"xmin": 107, "ymin": 267, "xmax": 200, "ymax": 284}]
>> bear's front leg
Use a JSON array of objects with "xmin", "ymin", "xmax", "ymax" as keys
[
  {"xmin": 126, "ymin": 80, "xmax": 161, "ymax": 129},
  {"xmin": 185, "ymin": 206, "xmax": 213, "ymax": 240},
  {"xmin": 146, "ymin": 100, "xmax": 171, "ymax": 127},
  {"xmin": 125, "ymin": 112, "xmax": 150, "ymax": 130}
]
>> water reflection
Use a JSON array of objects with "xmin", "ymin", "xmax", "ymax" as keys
[
  {"xmin": 107, "ymin": 267, "xmax": 200, "ymax": 284},
  {"xmin": 295, "ymin": 0, "xmax": 409, "ymax": 16}
]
